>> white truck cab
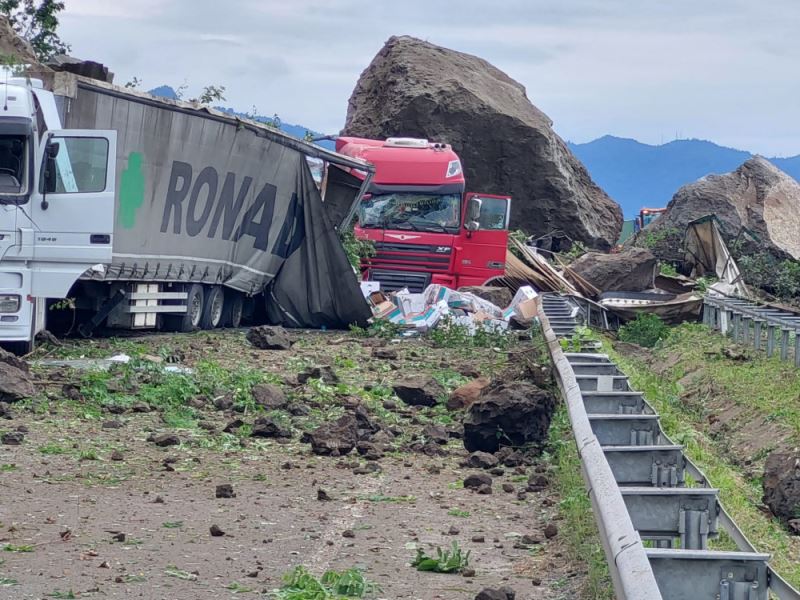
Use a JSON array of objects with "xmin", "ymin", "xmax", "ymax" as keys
[{"xmin": 0, "ymin": 74, "xmax": 116, "ymax": 351}]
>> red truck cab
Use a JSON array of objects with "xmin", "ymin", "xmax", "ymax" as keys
[{"xmin": 336, "ymin": 136, "xmax": 511, "ymax": 292}]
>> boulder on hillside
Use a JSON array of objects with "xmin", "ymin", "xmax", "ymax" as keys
[
  {"xmin": 570, "ymin": 247, "xmax": 657, "ymax": 292},
  {"xmin": 0, "ymin": 16, "xmax": 39, "ymax": 65},
  {"xmin": 463, "ymin": 382, "xmax": 555, "ymax": 453},
  {"xmin": 636, "ymin": 157, "xmax": 800, "ymax": 262},
  {"xmin": 762, "ymin": 451, "xmax": 800, "ymax": 526},
  {"xmin": 343, "ymin": 36, "xmax": 622, "ymax": 251}
]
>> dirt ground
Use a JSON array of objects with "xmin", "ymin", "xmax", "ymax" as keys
[{"xmin": 0, "ymin": 329, "xmax": 584, "ymax": 600}]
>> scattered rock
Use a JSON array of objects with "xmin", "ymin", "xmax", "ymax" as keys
[
  {"xmin": 223, "ymin": 419, "xmax": 244, "ymax": 433},
  {"xmin": 447, "ymin": 525, "xmax": 460, "ymax": 535},
  {"xmin": 372, "ymin": 347, "xmax": 398, "ymax": 360},
  {"xmin": 543, "ymin": 523, "xmax": 558, "ymax": 539},
  {"xmin": 464, "ymin": 473, "xmax": 493, "ymax": 489},
  {"xmin": 789, "ymin": 519, "xmax": 800, "ymax": 535},
  {"xmin": 489, "ymin": 467, "xmax": 505, "ymax": 476},
  {"xmin": 343, "ymin": 35, "xmax": 623, "ymax": 250},
  {"xmin": 502, "ymin": 483, "xmax": 515, "ymax": 493},
  {"xmin": 457, "ymin": 286, "xmax": 513, "ymax": 309},
  {"xmin": 1, "ymin": 431, "xmax": 23, "ymax": 445},
  {"xmin": 447, "ymin": 377, "xmax": 491, "ymax": 410},
  {"xmin": 0, "ymin": 349, "xmax": 34, "ymax": 402},
  {"xmin": 475, "ymin": 588, "xmax": 515, "ymax": 600},
  {"xmin": 110, "ymin": 450, "xmax": 124, "ymax": 461},
  {"xmin": 462, "ymin": 567, "xmax": 476, "ymax": 577},
  {"xmin": 151, "ymin": 433, "xmax": 180, "ymax": 447},
  {"xmin": 463, "ymin": 382, "xmax": 555, "ymax": 453},
  {"xmin": 213, "ymin": 395, "xmax": 234, "ymax": 411},
  {"xmin": 527, "ymin": 474, "xmax": 549, "ymax": 492},
  {"xmin": 762, "ymin": 451, "xmax": 800, "ymax": 525},
  {"xmin": 392, "ymin": 376, "xmax": 444, "ymax": 407},
  {"xmin": 215, "ymin": 484, "xmax": 236, "ymax": 499},
  {"xmin": 353, "ymin": 462, "xmax": 382, "ymax": 475},
  {"xmin": 246, "ymin": 325, "xmax": 291, "ymax": 350},
  {"xmin": 466, "ymin": 451, "xmax": 499, "ymax": 469},
  {"xmin": 570, "ymin": 247, "xmax": 657, "ymax": 292},
  {"xmin": 422, "ymin": 423, "xmax": 449, "ymax": 445},
  {"xmin": 356, "ymin": 441, "xmax": 384, "ymax": 461},
  {"xmin": 130, "ymin": 402, "xmax": 150, "ymax": 413},
  {"xmin": 342, "ymin": 529, "xmax": 355, "ymax": 538},
  {"xmin": 0, "ymin": 401, "xmax": 13, "ymax": 419},
  {"xmin": 111, "ymin": 532, "xmax": 126, "ymax": 543},
  {"xmin": 251, "ymin": 384, "xmax": 288, "ymax": 410},
  {"xmin": 317, "ymin": 488, "xmax": 332, "ymax": 501},
  {"xmin": 298, "ymin": 365, "xmax": 338, "ymax": 384},
  {"xmin": 471, "ymin": 535, "xmax": 485, "ymax": 543},
  {"xmin": 251, "ymin": 416, "xmax": 292, "ymax": 439},
  {"xmin": 306, "ymin": 413, "xmax": 359, "ymax": 456},
  {"xmin": 209, "ymin": 524, "xmax": 225, "ymax": 537},
  {"xmin": 477, "ymin": 484, "xmax": 493, "ymax": 495}
]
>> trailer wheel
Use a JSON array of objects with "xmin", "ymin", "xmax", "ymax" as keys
[
  {"xmin": 200, "ymin": 286, "xmax": 224, "ymax": 330},
  {"xmin": 222, "ymin": 291, "xmax": 244, "ymax": 328},
  {"xmin": 165, "ymin": 283, "xmax": 204, "ymax": 332}
]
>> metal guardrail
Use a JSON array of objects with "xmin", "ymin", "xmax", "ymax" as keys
[
  {"xmin": 540, "ymin": 293, "xmax": 800, "ymax": 600},
  {"xmin": 703, "ymin": 295, "xmax": 800, "ymax": 366}
]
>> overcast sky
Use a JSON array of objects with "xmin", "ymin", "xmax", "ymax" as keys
[{"xmin": 59, "ymin": 0, "xmax": 800, "ymax": 156}]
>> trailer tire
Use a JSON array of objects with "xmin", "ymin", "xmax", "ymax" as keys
[
  {"xmin": 222, "ymin": 291, "xmax": 244, "ymax": 328},
  {"xmin": 200, "ymin": 286, "xmax": 224, "ymax": 330},
  {"xmin": 165, "ymin": 283, "xmax": 204, "ymax": 333}
]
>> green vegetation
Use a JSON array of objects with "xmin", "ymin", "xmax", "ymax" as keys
[
  {"xmin": 47, "ymin": 591, "xmax": 76, "ymax": 599},
  {"xmin": 411, "ymin": 541, "xmax": 470, "ymax": 573},
  {"xmin": 447, "ymin": 508, "xmax": 470, "ymax": 518},
  {"xmin": 558, "ymin": 326, "xmax": 595, "ymax": 353},
  {"xmin": 736, "ymin": 251, "xmax": 800, "ymax": 300},
  {"xmin": 271, "ymin": 566, "xmax": 379, "ymax": 599},
  {"xmin": 0, "ymin": 576, "xmax": 17, "ymax": 586},
  {"xmin": 428, "ymin": 317, "xmax": 511, "ymax": 351},
  {"xmin": 164, "ymin": 565, "xmax": 197, "ymax": 581},
  {"xmin": 547, "ymin": 405, "xmax": 613, "ymax": 599},
  {"xmin": 2, "ymin": 544, "xmax": 33, "ymax": 553},
  {"xmin": 226, "ymin": 581, "xmax": 254, "ymax": 594},
  {"xmin": 659, "ymin": 262, "xmax": 678, "ymax": 277},
  {"xmin": 603, "ymin": 324, "xmax": 800, "ymax": 586},
  {"xmin": 617, "ymin": 313, "xmax": 670, "ymax": 348},
  {"xmin": 340, "ymin": 229, "xmax": 376, "ymax": 272}
]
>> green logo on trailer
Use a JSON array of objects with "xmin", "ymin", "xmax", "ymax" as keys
[{"xmin": 118, "ymin": 152, "xmax": 145, "ymax": 229}]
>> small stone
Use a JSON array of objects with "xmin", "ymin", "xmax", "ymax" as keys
[
  {"xmin": 110, "ymin": 449, "xmax": 124, "ymax": 461},
  {"xmin": 466, "ymin": 451, "xmax": 499, "ymax": 469},
  {"xmin": 463, "ymin": 473, "xmax": 493, "ymax": 490},
  {"xmin": 215, "ymin": 483, "xmax": 236, "ymax": 498},
  {"xmin": 489, "ymin": 467, "xmax": 505, "ymax": 476},
  {"xmin": 111, "ymin": 532, "xmax": 126, "ymax": 543},
  {"xmin": 1, "ymin": 431, "xmax": 23, "ymax": 445},
  {"xmin": 543, "ymin": 523, "xmax": 558, "ymax": 539},
  {"xmin": 447, "ymin": 525, "xmax": 460, "ymax": 535},
  {"xmin": 102, "ymin": 419, "xmax": 123, "ymax": 429},
  {"xmin": 502, "ymin": 483, "xmax": 515, "ymax": 493},
  {"xmin": 153, "ymin": 495, "xmax": 165, "ymax": 504},
  {"xmin": 317, "ymin": 488, "xmax": 332, "ymax": 501},
  {"xmin": 462, "ymin": 567, "xmax": 476, "ymax": 577},
  {"xmin": 99, "ymin": 561, "xmax": 110, "ymax": 568},
  {"xmin": 152, "ymin": 433, "xmax": 180, "ymax": 447},
  {"xmin": 477, "ymin": 484, "xmax": 493, "ymax": 495},
  {"xmin": 342, "ymin": 529, "xmax": 355, "ymax": 538},
  {"xmin": 471, "ymin": 535, "xmax": 485, "ymax": 543},
  {"xmin": 531, "ymin": 577, "xmax": 542, "ymax": 586},
  {"xmin": 210, "ymin": 524, "xmax": 225, "ymax": 537}
]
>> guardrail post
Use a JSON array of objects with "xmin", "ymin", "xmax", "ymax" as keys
[
  {"xmin": 702, "ymin": 301, "xmax": 710, "ymax": 326},
  {"xmin": 754, "ymin": 319, "xmax": 763, "ymax": 351},
  {"xmin": 795, "ymin": 331, "xmax": 800, "ymax": 368},
  {"xmin": 732, "ymin": 313, "xmax": 740, "ymax": 340},
  {"xmin": 781, "ymin": 328, "xmax": 790, "ymax": 361},
  {"xmin": 767, "ymin": 325, "xmax": 776, "ymax": 357}
]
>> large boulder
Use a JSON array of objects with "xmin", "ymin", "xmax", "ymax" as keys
[
  {"xmin": 570, "ymin": 247, "xmax": 657, "ymax": 292},
  {"xmin": 305, "ymin": 413, "xmax": 359, "ymax": 456},
  {"xmin": 463, "ymin": 382, "xmax": 555, "ymax": 453},
  {"xmin": 762, "ymin": 451, "xmax": 800, "ymax": 525},
  {"xmin": 343, "ymin": 36, "xmax": 622, "ymax": 251},
  {"xmin": 0, "ymin": 349, "xmax": 34, "ymax": 402},
  {"xmin": 393, "ymin": 376, "xmax": 444, "ymax": 407},
  {"xmin": 638, "ymin": 158, "xmax": 800, "ymax": 262}
]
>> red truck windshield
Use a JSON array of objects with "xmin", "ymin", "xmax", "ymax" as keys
[{"xmin": 358, "ymin": 192, "xmax": 461, "ymax": 233}]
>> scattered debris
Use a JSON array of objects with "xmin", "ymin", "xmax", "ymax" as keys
[
  {"xmin": 762, "ymin": 452, "xmax": 800, "ymax": 527},
  {"xmin": 209, "ymin": 524, "xmax": 225, "ymax": 537},
  {"xmin": 246, "ymin": 325, "xmax": 291, "ymax": 350},
  {"xmin": 215, "ymin": 484, "xmax": 236, "ymax": 499},
  {"xmin": 0, "ymin": 349, "xmax": 34, "ymax": 402},
  {"xmin": 1, "ymin": 431, "xmax": 24, "ymax": 445},
  {"xmin": 392, "ymin": 376, "xmax": 444, "ymax": 407}
]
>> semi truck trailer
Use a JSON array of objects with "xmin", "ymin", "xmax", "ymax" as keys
[
  {"xmin": 336, "ymin": 136, "xmax": 511, "ymax": 292},
  {"xmin": 0, "ymin": 70, "xmax": 373, "ymax": 352}
]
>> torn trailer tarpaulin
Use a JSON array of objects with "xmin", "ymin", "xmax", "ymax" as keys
[{"xmin": 60, "ymin": 78, "xmax": 373, "ymax": 329}]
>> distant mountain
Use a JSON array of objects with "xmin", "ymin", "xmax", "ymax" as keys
[
  {"xmin": 568, "ymin": 135, "xmax": 800, "ymax": 217},
  {"xmin": 147, "ymin": 86, "xmax": 335, "ymax": 150}
]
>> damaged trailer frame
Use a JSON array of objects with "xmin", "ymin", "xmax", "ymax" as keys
[{"xmin": 3, "ymin": 71, "xmax": 376, "ymax": 346}]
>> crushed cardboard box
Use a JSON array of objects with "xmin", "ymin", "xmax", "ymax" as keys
[{"xmin": 366, "ymin": 282, "xmax": 539, "ymax": 335}]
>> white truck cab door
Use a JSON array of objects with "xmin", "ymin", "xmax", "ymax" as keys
[{"xmin": 32, "ymin": 129, "xmax": 117, "ymax": 265}]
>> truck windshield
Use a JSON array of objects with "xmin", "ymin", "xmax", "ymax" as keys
[
  {"xmin": 0, "ymin": 135, "xmax": 27, "ymax": 199},
  {"xmin": 358, "ymin": 192, "xmax": 461, "ymax": 232}
]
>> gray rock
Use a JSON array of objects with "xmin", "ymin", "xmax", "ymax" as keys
[
  {"xmin": 306, "ymin": 414, "xmax": 359, "ymax": 456},
  {"xmin": 0, "ymin": 349, "xmax": 34, "ymax": 402},
  {"xmin": 1, "ymin": 430, "xmax": 23, "ymax": 445},
  {"xmin": 464, "ymin": 472, "xmax": 492, "ymax": 490},
  {"xmin": 763, "ymin": 451, "xmax": 800, "ymax": 525},
  {"xmin": 343, "ymin": 35, "xmax": 622, "ymax": 251},
  {"xmin": 466, "ymin": 451, "xmax": 499, "ymax": 469},
  {"xmin": 393, "ymin": 376, "xmax": 444, "ymax": 407},
  {"xmin": 151, "ymin": 433, "xmax": 180, "ymax": 447},
  {"xmin": 251, "ymin": 384, "xmax": 287, "ymax": 410},
  {"xmin": 464, "ymin": 382, "xmax": 555, "ymax": 453},
  {"xmin": 246, "ymin": 325, "xmax": 291, "ymax": 350},
  {"xmin": 251, "ymin": 416, "xmax": 292, "ymax": 439},
  {"xmin": 297, "ymin": 365, "xmax": 338, "ymax": 384},
  {"xmin": 570, "ymin": 247, "xmax": 657, "ymax": 292}
]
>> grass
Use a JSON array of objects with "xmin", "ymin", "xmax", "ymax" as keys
[
  {"xmin": 0, "ymin": 576, "xmax": 17, "ymax": 586},
  {"xmin": 447, "ymin": 508, "xmax": 470, "ymax": 518},
  {"xmin": 603, "ymin": 325, "xmax": 800, "ymax": 588},
  {"xmin": 226, "ymin": 581, "xmax": 255, "ymax": 593},
  {"xmin": 162, "ymin": 521, "xmax": 184, "ymax": 529},
  {"xmin": 38, "ymin": 443, "xmax": 67, "ymax": 455},
  {"xmin": 0, "ymin": 464, "xmax": 16, "ymax": 472},
  {"xmin": 362, "ymin": 494, "xmax": 416, "ymax": 503},
  {"xmin": 546, "ymin": 404, "xmax": 613, "ymax": 599},
  {"xmin": 271, "ymin": 566, "xmax": 379, "ymax": 599},
  {"xmin": 47, "ymin": 592, "xmax": 76, "ymax": 599},
  {"xmin": 411, "ymin": 541, "xmax": 470, "ymax": 573},
  {"xmin": 164, "ymin": 565, "xmax": 197, "ymax": 581},
  {"xmin": 2, "ymin": 544, "xmax": 33, "ymax": 553}
]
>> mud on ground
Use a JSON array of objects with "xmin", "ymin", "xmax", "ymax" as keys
[{"xmin": 0, "ymin": 329, "xmax": 584, "ymax": 599}]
